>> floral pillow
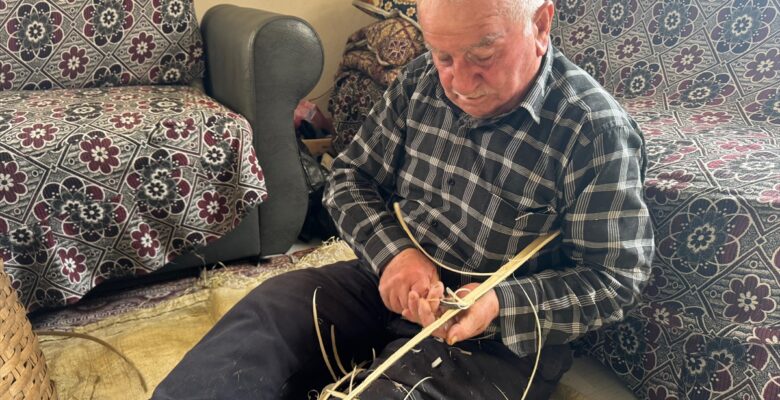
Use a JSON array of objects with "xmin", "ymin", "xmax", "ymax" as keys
[
  {"xmin": 0, "ymin": 0, "xmax": 205, "ymax": 90},
  {"xmin": 364, "ymin": 17, "xmax": 425, "ymax": 67},
  {"xmin": 352, "ymin": 0, "xmax": 419, "ymax": 28}
]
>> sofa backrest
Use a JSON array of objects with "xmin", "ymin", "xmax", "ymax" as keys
[
  {"xmin": 549, "ymin": 0, "xmax": 780, "ymax": 111},
  {"xmin": 0, "ymin": 0, "xmax": 204, "ymax": 90}
]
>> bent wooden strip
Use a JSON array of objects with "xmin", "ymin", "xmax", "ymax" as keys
[{"xmin": 339, "ymin": 230, "xmax": 560, "ymax": 400}]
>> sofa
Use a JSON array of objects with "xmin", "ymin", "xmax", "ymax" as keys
[
  {"xmin": 336, "ymin": 1, "xmax": 780, "ymax": 399},
  {"xmin": 0, "ymin": 0, "xmax": 324, "ymax": 312}
]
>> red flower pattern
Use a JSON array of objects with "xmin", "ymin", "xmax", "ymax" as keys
[
  {"xmin": 197, "ymin": 191, "xmax": 229, "ymax": 224},
  {"xmin": 130, "ymin": 223, "xmax": 160, "ymax": 258},
  {"xmin": 648, "ymin": 386, "xmax": 678, "ymax": 400},
  {"xmin": 0, "ymin": 63, "xmax": 14, "ymax": 90},
  {"xmin": 58, "ymin": 46, "xmax": 88, "ymax": 79},
  {"xmin": 248, "ymin": 149, "xmax": 264, "ymax": 181},
  {"xmin": 162, "ymin": 117, "xmax": 196, "ymax": 140},
  {"xmin": 645, "ymin": 170, "xmax": 694, "ymax": 205},
  {"xmin": 690, "ymin": 111, "xmax": 732, "ymax": 124},
  {"xmin": 58, "ymin": 247, "xmax": 86, "ymax": 283},
  {"xmin": 723, "ymin": 275, "xmax": 776, "ymax": 323},
  {"xmin": 569, "ymin": 25, "xmax": 593, "ymax": 46},
  {"xmin": 128, "ymin": 32, "xmax": 156, "ymax": 63},
  {"xmin": 759, "ymin": 184, "xmax": 780, "ymax": 209},
  {"xmin": 79, "ymin": 136, "xmax": 120, "ymax": 174},
  {"xmin": 641, "ymin": 301, "xmax": 684, "ymax": 329},
  {"xmin": 0, "ymin": 161, "xmax": 28, "ymax": 203},
  {"xmin": 718, "ymin": 140, "xmax": 763, "ymax": 152},
  {"xmin": 109, "ymin": 112, "xmax": 143, "ymax": 129},
  {"xmin": 18, "ymin": 123, "xmax": 57, "ymax": 149}
]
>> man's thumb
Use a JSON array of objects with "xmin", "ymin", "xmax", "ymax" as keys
[{"xmin": 447, "ymin": 323, "xmax": 464, "ymax": 345}]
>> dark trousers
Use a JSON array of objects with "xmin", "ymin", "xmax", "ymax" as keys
[{"xmin": 153, "ymin": 261, "xmax": 572, "ymax": 399}]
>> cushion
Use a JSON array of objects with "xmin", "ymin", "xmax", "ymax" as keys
[
  {"xmin": 0, "ymin": 85, "xmax": 267, "ymax": 312},
  {"xmin": 328, "ymin": 71, "xmax": 384, "ymax": 154},
  {"xmin": 364, "ymin": 16, "xmax": 425, "ymax": 67},
  {"xmin": 0, "ymin": 0, "xmax": 204, "ymax": 90},
  {"xmin": 329, "ymin": 17, "xmax": 425, "ymax": 154}
]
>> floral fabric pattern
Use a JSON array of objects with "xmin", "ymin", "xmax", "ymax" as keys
[
  {"xmin": 2, "ymin": 85, "xmax": 267, "ymax": 311},
  {"xmin": 0, "ymin": 0, "xmax": 204, "ymax": 90},
  {"xmin": 550, "ymin": 0, "xmax": 780, "ymax": 129},
  {"xmin": 329, "ymin": 16, "xmax": 421, "ymax": 154},
  {"xmin": 549, "ymin": 0, "xmax": 780, "ymax": 398}
]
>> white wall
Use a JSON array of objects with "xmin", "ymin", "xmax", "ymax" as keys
[{"xmin": 194, "ymin": 0, "xmax": 377, "ymax": 113}]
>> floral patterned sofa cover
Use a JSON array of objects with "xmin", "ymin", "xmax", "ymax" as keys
[
  {"xmin": 551, "ymin": 1, "xmax": 780, "ymax": 399},
  {"xmin": 338, "ymin": 0, "xmax": 780, "ymax": 399},
  {"xmin": 0, "ymin": 0, "xmax": 321, "ymax": 312}
]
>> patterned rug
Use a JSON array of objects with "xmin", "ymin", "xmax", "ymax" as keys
[{"xmin": 29, "ymin": 249, "xmax": 314, "ymax": 332}]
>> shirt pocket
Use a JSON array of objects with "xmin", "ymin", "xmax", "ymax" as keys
[
  {"xmin": 512, "ymin": 206, "xmax": 558, "ymax": 234},
  {"xmin": 483, "ymin": 191, "xmax": 558, "ymax": 235}
]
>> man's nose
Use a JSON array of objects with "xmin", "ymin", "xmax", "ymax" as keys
[{"xmin": 450, "ymin": 61, "xmax": 480, "ymax": 96}]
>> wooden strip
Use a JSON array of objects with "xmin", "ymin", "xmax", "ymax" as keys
[
  {"xmin": 313, "ymin": 287, "xmax": 339, "ymax": 382},
  {"xmin": 393, "ymin": 203, "xmax": 494, "ymax": 277}
]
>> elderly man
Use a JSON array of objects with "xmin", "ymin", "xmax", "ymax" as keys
[{"xmin": 154, "ymin": 0, "xmax": 653, "ymax": 398}]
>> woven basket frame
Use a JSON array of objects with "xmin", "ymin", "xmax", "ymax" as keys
[{"xmin": 0, "ymin": 261, "xmax": 57, "ymax": 399}]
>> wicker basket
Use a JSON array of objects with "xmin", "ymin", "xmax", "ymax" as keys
[{"xmin": 0, "ymin": 260, "xmax": 57, "ymax": 399}]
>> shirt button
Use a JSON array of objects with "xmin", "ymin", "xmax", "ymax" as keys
[
  {"xmin": 431, "ymin": 220, "xmax": 439, "ymax": 228},
  {"xmin": 446, "ymin": 178, "xmax": 455, "ymax": 186}
]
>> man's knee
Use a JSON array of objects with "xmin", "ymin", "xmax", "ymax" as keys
[{"xmin": 239, "ymin": 260, "xmax": 370, "ymax": 308}]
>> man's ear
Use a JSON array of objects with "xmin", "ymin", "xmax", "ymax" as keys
[{"xmin": 534, "ymin": 0, "xmax": 555, "ymax": 56}]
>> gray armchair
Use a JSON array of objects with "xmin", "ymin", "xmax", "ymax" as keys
[{"xmin": 163, "ymin": 6, "xmax": 325, "ymax": 273}]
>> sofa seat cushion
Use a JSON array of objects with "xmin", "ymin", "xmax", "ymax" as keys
[
  {"xmin": 0, "ymin": 85, "xmax": 267, "ymax": 312},
  {"xmin": 577, "ymin": 98, "xmax": 780, "ymax": 399}
]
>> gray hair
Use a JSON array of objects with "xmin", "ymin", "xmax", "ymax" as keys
[{"xmin": 417, "ymin": 0, "xmax": 546, "ymax": 24}]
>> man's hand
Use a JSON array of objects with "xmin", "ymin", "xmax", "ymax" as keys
[
  {"xmin": 379, "ymin": 248, "xmax": 440, "ymax": 315},
  {"xmin": 443, "ymin": 283, "xmax": 500, "ymax": 345}
]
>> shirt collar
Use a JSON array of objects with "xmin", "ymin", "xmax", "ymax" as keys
[{"xmin": 515, "ymin": 45, "xmax": 554, "ymax": 125}]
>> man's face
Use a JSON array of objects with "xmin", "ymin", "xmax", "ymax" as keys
[{"xmin": 419, "ymin": 0, "xmax": 545, "ymax": 118}]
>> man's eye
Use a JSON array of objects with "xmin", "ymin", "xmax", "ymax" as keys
[
  {"xmin": 437, "ymin": 54, "xmax": 453, "ymax": 65},
  {"xmin": 471, "ymin": 54, "xmax": 494, "ymax": 64}
]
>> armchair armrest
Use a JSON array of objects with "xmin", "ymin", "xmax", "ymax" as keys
[{"xmin": 201, "ymin": 5, "xmax": 324, "ymax": 255}]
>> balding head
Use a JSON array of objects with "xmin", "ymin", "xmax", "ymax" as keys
[{"xmin": 416, "ymin": 0, "xmax": 554, "ymax": 118}]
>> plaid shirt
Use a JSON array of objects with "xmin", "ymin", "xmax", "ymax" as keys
[{"xmin": 324, "ymin": 45, "xmax": 654, "ymax": 357}]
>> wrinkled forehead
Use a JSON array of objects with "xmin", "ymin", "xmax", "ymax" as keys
[
  {"xmin": 419, "ymin": 3, "xmax": 511, "ymax": 54},
  {"xmin": 423, "ymin": 31, "xmax": 505, "ymax": 54}
]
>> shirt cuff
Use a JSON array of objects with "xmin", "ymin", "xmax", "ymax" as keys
[
  {"xmin": 494, "ymin": 280, "xmax": 539, "ymax": 357},
  {"xmin": 363, "ymin": 223, "xmax": 415, "ymax": 275}
]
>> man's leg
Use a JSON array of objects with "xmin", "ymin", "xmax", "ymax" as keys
[
  {"xmin": 351, "ymin": 328, "xmax": 572, "ymax": 400},
  {"xmin": 153, "ymin": 260, "xmax": 391, "ymax": 400}
]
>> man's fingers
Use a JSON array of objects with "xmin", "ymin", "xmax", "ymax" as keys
[
  {"xmin": 427, "ymin": 281, "xmax": 444, "ymax": 311},
  {"xmin": 447, "ymin": 312, "xmax": 476, "ymax": 345},
  {"xmin": 406, "ymin": 291, "xmax": 421, "ymax": 323},
  {"xmin": 418, "ymin": 294, "xmax": 437, "ymax": 327},
  {"xmin": 419, "ymin": 296, "xmax": 451, "ymax": 339},
  {"xmin": 389, "ymin": 284, "xmax": 406, "ymax": 314},
  {"xmin": 410, "ymin": 279, "xmax": 430, "ymax": 300}
]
